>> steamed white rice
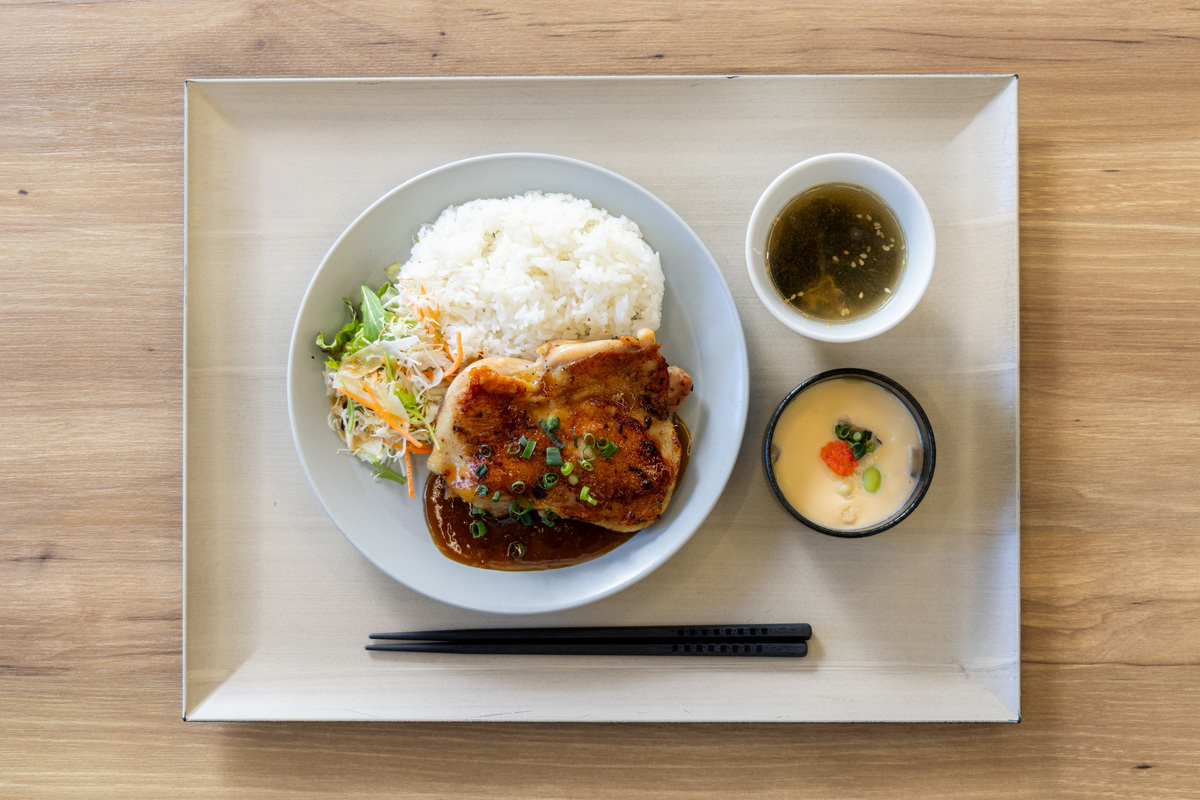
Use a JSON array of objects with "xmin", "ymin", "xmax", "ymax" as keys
[{"xmin": 387, "ymin": 191, "xmax": 665, "ymax": 360}]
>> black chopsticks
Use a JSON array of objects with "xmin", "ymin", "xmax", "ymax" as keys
[{"xmin": 366, "ymin": 623, "xmax": 811, "ymax": 657}]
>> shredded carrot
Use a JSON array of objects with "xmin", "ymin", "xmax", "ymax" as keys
[
  {"xmin": 404, "ymin": 448, "xmax": 414, "ymax": 498},
  {"xmin": 361, "ymin": 377, "xmax": 436, "ymax": 453},
  {"xmin": 406, "ymin": 296, "xmax": 439, "ymax": 326},
  {"xmin": 441, "ymin": 331, "xmax": 464, "ymax": 379},
  {"xmin": 386, "ymin": 436, "xmax": 432, "ymax": 456},
  {"xmin": 335, "ymin": 386, "xmax": 433, "ymax": 453},
  {"xmin": 389, "ymin": 422, "xmax": 434, "ymax": 453}
]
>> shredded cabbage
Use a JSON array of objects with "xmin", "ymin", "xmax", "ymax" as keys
[{"xmin": 317, "ymin": 281, "xmax": 466, "ymax": 486}]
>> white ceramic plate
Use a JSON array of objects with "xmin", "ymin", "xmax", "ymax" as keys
[{"xmin": 286, "ymin": 153, "xmax": 749, "ymax": 614}]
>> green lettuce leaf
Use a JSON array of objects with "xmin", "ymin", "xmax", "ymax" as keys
[
  {"xmin": 316, "ymin": 297, "xmax": 362, "ymax": 359},
  {"xmin": 360, "ymin": 285, "xmax": 386, "ymax": 341}
]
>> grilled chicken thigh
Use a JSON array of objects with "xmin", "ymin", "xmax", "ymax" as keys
[{"xmin": 427, "ymin": 329, "xmax": 692, "ymax": 532}]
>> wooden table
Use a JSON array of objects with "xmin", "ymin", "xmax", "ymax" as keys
[{"xmin": 3, "ymin": 1, "xmax": 1198, "ymax": 796}]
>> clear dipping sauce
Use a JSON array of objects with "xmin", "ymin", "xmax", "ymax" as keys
[
  {"xmin": 766, "ymin": 183, "xmax": 906, "ymax": 323},
  {"xmin": 770, "ymin": 377, "xmax": 922, "ymax": 531}
]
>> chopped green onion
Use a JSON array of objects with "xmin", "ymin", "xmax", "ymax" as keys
[
  {"xmin": 369, "ymin": 459, "xmax": 408, "ymax": 486},
  {"xmin": 541, "ymin": 472, "xmax": 559, "ymax": 489},
  {"xmin": 517, "ymin": 511, "xmax": 536, "ymax": 527},
  {"xmin": 491, "ymin": 491, "xmax": 501, "ymax": 502},
  {"xmin": 506, "ymin": 442, "xmax": 521, "ymax": 455},
  {"xmin": 477, "ymin": 444, "xmax": 492, "ymax": 457},
  {"xmin": 470, "ymin": 520, "xmax": 487, "ymax": 538},
  {"xmin": 580, "ymin": 459, "xmax": 595, "ymax": 472},
  {"xmin": 583, "ymin": 433, "xmax": 596, "ymax": 448},
  {"xmin": 598, "ymin": 438, "xmax": 619, "ymax": 459},
  {"xmin": 474, "ymin": 485, "xmax": 488, "ymax": 497},
  {"xmin": 509, "ymin": 498, "xmax": 532, "ymax": 516},
  {"xmin": 508, "ymin": 541, "xmax": 527, "ymax": 558},
  {"xmin": 560, "ymin": 461, "xmax": 575, "ymax": 476},
  {"xmin": 568, "ymin": 475, "xmax": 579, "ymax": 486},
  {"xmin": 545, "ymin": 447, "xmax": 563, "ymax": 467},
  {"xmin": 510, "ymin": 480, "xmax": 526, "ymax": 494},
  {"xmin": 540, "ymin": 510, "xmax": 559, "ymax": 526},
  {"xmin": 520, "ymin": 436, "xmax": 536, "ymax": 459},
  {"xmin": 538, "ymin": 417, "xmax": 564, "ymax": 447},
  {"xmin": 581, "ymin": 446, "xmax": 596, "ymax": 460},
  {"xmin": 474, "ymin": 464, "xmax": 488, "ymax": 478},
  {"xmin": 580, "ymin": 486, "xmax": 599, "ymax": 505},
  {"xmin": 835, "ymin": 422, "xmax": 880, "ymax": 457},
  {"xmin": 470, "ymin": 506, "xmax": 487, "ymax": 517}
]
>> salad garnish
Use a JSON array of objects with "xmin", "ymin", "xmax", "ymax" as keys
[{"xmin": 317, "ymin": 281, "xmax": 465, "ymax": 497}]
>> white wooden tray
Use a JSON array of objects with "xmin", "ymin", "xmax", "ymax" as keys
[{"xmin": 184, "ymin": 75, "xmax": 1019, "ymax": 722}]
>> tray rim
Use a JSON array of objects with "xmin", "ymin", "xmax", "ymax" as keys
[{"xmin": 183, "ymin": 73, "xmax": 1020, "ymax": 723}]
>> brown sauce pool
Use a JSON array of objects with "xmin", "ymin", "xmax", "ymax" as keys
[{"xmin": 424, "ymin": 417, "xmax": 690, "ymax": 570}]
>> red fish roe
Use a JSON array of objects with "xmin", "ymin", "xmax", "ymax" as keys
[{"xmin": 820, "ymin": 440, "xmax": 857, "ymax": 477}]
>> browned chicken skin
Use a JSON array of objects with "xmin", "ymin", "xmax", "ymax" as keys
[{"xmin": 427, "ymin": 329, "xmax": 692, "ymax": 532}]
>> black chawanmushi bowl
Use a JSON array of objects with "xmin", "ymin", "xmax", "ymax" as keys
[{"xmin": 763, "ymin": 368, "xmax": 936, "ymax": 538}]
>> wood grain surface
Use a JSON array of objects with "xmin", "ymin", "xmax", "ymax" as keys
[{"xmin": 2, "ymin": 0, "xmax": 1198, "ymax": 797}]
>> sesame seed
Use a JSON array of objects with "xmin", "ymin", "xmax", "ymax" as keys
[
  {"xmin": 832, "ymin": 256, "xmax": 839, "ymax": 262},
  {"xmin": 840, "ymin": 308, "xmax": 849, "ymax": 316},
  {"xmin": 884, "ymin": 287, "xmax": 891, "ymax": 294},
  {"xmin": 866, "ymin": 215, "xmax": 872, "ymax": 221},
  {"xmin": 859, "ymin": 253, "xmax": 867, "ymax": 259},
  {"xmin": 856, "ymin": 214, "xmax": 863, "ymax": 219},
  {"xmin": 858, "ymin": 292, "xmax": 864, "ymax": 299}
]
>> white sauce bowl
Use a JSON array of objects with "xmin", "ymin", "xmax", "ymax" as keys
[{"xmin": 746, "ymin": 153, "xmax": 935, "ymax": 342}]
